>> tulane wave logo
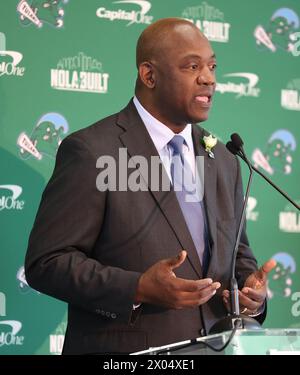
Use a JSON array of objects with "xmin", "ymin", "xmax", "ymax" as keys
[
  {"xmin": 17, "ymin": 0, "xmax": 69, "ymax": 28},
  {"xmin": 267, "ymin": 252, "xmax": 296, "ymax": 299},
  {"xmin": 17, "ymin": 112, "xmax": 69, "ymax": 161},
  {"xmin": 254, "ymin": 8, "xmax": 300, "ymax": 54},
  {"xmin": 252, "ymin": 129, "xmax": 296, "ymax": 175}
]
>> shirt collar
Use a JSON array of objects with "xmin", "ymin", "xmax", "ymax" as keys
[{"xmin": 133, "ymin": 96, "xmax": 193, "ymax": 153}]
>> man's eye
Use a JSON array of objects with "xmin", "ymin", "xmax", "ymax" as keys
[
  {"xmin": 190, "ymin": 64, "xmax": 198, "ymax": 70},
  {"xmin": 210, "ymin": 63, "xmax": 217, "ymax": 71}
]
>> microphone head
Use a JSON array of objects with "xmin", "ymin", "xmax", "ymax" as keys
[
  {"xmin": 230, "ymin": 133, "xmax": 244, "ymax": 151},
  {"xmin": 226, "ymin": 141, "xmax": 239, "ymax": 155}
]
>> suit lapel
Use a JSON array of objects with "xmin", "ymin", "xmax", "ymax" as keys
[
  {"xmin": 117, "ymin": 100, "xmax": 202, "ymax": 278},
  {"xmin": 192, "ymin": 125, "xmax": 217, "ymax": 279}
]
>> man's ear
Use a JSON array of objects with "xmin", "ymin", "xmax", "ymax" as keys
[{"xmin": 138, "ymin": 62, "xmax": 155, "ymax": 89}]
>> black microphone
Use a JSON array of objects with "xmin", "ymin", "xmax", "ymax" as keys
[
  {"xmin": 229, "ymin": 133, "xmax": 300, "ymax": 211},
  {"xmin": 209, "ymin": 134, "xmax": 261, "ymax": 334}
]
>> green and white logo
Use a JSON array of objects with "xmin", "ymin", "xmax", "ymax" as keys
[
  {"xmin": 49, "ymin": 321, "xmax": 66, "ymax": 355},
  {"xmin": 254, "ymin": 8, "xmax": 300, "ymax": 54},
  {"xmin": 17, "ymin": 112, "xmax": 69, "ymax": 160},
  {"xmin": 281, "ymin": 78, "xmax": 300, "ymax": 111},
  {"xmin": 0, "ymin": 185, "xmax": 25, "ymax": 212},
  {"xmin": 279, "ymin": 201, "xmax": 300, "ymax": 233},
  {"xmin": 267, "ymin": 253, "xmax": 296, "ymax": 299},
  {"xmin": 0, "ymin": 32, "xmax": 25, "ymax": 77},
  {"xmin": 0, "ymin": 293, "xmax": 24, "ymax": 348},
  {"xmin": 16, "ymin": 266, "xmax": 40, "ymax": 294},
  {"xmin": 182, "ymin": 2, "xmax": 231, "ymax": 43},
  {"xmin": 96, "ymin": 0, "xmax": 154, "ymax": 26},
  {"xmin": 216, "ymin": 73, "xmax": 260, "ymax": 98},
  {"xmin": 252, "ymin": 130, "xmax": 296, "ymax": 175},
  {"xmin": 17, "ymin": 0, "xmax": 68, "ymax": 28},
  {"xmin": 51, "ymin": 52, "xmax": 109, "ymax": 94}
]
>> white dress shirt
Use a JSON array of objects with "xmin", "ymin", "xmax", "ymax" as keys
[{"xmin": 133, "ymin": 96, "xmax": 196, "ymax": 180}]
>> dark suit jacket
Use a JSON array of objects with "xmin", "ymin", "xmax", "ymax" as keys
[{"xmin": 25, "ymin": 99, "xmax": 264, "ymax": 354}]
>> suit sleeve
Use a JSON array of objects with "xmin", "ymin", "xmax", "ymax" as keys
[{"xmin": 25, "ymin": 134, "xmax": 141, "ymax": 323}]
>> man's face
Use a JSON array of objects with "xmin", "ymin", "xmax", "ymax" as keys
[{"xmin": 152, "ymin": 26, "xmax": 216, "ymax": 127}]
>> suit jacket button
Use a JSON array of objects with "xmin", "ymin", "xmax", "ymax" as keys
[
  {"xmin": 111, "ymin": 313, "xmax": 117, "ymax": 319},
  {"xmin": 199, "ymin": 328, "xmax": 206, "ymax": 337}
]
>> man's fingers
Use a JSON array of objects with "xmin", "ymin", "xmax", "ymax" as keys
[
  {"xmin": 261, "ymin": 258, "xmax": 277, "ymax": 274},
  {"xmin": 238, "ymin": 290, "xmax": 261, "ymax": 311},
  {"xmin": 241, "ymin": 287, "xmax": 265, "ymax": 303},
  {"xmin": 195, "ymin": 282, "xmax": 220, "ymax": 297},
  {"xmin": 222, "ymin": 289, "xmax": 229, "ymax": 298},
  {"xmin": 174, "ymin": 277, "xmax": 216, "ymax": 292},
  {"xmin": 180, "ymin": 286, "xmax": 220, "ymax": 308},
  {"xmin": 172, "ymin": 282, "xmax": 221, "ymax": 308},
  {"xmin": 223, "ymin": 288, "xmax": 265, "ymax": 312},
  {"xmin": 222, "ymin": 289, "xmax": 230, "ymax": 311},
  {"xmin": 222, "ymin": 297, "xmax": 231, "ymax": 312},
  {"xmin": 194, "ymin": 292, "xmax": 217, "ymax": 306},
  {"xmin": 257, "ymin": 258, "xmax": 277, "ymax": 280},
  {"xmin": 165, "ymin": 250, "xmax": 187, "ymax": 270}
]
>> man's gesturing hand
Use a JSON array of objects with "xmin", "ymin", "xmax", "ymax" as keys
[
  {"xmin": 222, "ymin": 259, "xmax": 276, "ymax": 315},
  {"xmin": 135, "ymin": 250, "xmax": 221, "ymax": 309}
]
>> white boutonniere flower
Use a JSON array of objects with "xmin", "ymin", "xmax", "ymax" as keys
[{"xmin": 203, "ymin": 134, "xmax": 217, "ymax": 159}]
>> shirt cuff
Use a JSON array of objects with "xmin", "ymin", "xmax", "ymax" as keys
[{"xmin": 247, "ymin": 301, "xmax": 266, "ymax": 317}]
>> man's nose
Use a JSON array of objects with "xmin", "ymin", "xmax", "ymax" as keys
[{"xmin": 197, "ymin": 67, "xmax": 215, "ymax": 86}]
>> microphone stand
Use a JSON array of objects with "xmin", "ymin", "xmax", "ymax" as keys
[
  {"xmin": 242, "ymin": 157, "xmax": 300, "ymax": 211},
  {"xmin": 230, "ymin": 133, "xmax": 299, "ymax": 211},
  {"xmin": 209, "ymin": 142, "xmax": 261, "ymax": 334},
  {"xmin": 210, "ymin": 131, "xmax": 299, "ymax": 334}
]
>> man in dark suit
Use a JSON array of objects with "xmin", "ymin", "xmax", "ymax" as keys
[{"xmin": 25, "ymin": 18, "xmax": 275, "ymax": 354}]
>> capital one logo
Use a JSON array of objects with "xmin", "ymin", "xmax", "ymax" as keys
[
  {"xmin": 0, "ymin": 185, "xmax": 25, "ymax": 211},
  {"xmin": 0, "ymin": 32, "xmax": 25, "ymax": 77},
  {"xmin": 0, "ymin": 292, "xmax": 24, "ymax": 347},
  {"xmin": 216, "ymin": 73, "xmax": 261, "ymax": 98},
  {"xmin": 96, "ymin": 0, "xmax": 154, "ymax": 26}
]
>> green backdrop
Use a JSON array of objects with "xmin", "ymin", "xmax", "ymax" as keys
[{"xmin": 1, "ymin": 0, "xmax": 299, "ymax": 354}]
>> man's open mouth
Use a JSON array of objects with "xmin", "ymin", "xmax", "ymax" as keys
[{"xmin": 195, "ymin": 95, "xmax": 212, "ymax": 104}]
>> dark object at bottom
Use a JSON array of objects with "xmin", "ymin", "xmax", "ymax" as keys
[{"xmin": 209, "ymin": 314, "xmax": 261, "ymax": 334}]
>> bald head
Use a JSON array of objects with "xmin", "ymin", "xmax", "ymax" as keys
[
  {"xmin": 136, "ymin": 18, "xmax": 205, "ymax": 68},
  {"xmin": 134, "ymin": 18, "xmax": 216, "ymax": 131}
]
